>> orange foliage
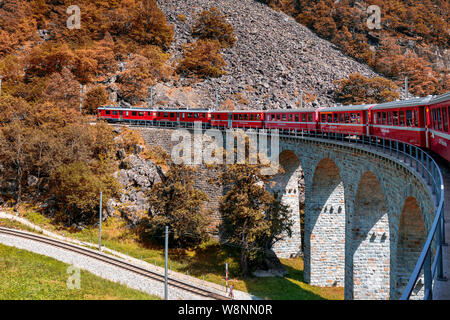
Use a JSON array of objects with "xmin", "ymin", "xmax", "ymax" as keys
[
  {"xmin": 177, "ymin": 40, "xmax": 227, "ymax": 78},
  {"xmin": 334, "ymin": 73, "xmax": 400, "ymax": 104},
  {"xmin": 192, "ymin": 7, "xmax": 237, "ymax": 48}
]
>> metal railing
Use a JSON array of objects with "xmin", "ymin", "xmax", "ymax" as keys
[
  {"xmin": 271, "ymin": 128, "xmax": 446, "ymax": 300},
  {"xmin": 105, "ymin": 119, "xmax": 446, "ymax": 299}
]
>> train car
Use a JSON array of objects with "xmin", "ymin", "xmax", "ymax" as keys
[
  {"xmin": 264, "ymin": 108, "xmax": 319, "ymax": 132},
  {"xmin": 210, "ymin": 110, "xmax": 264, "ymax": 129},
  {"xmin": 177, "ymin": 110, "xmax": 212, "ymax": 128},
  {"xmin": 318, "ymin": 104, "xmax": 372, "ymax": 136},
  {"xmin": 427, "ymin": 92, "xmax": 450, "ymax": 162},
  {"xmin": 369, "ymin": 97, "xmax": 431, "ymax": 147},
  {"xmin": 97, "ymin": 106, "xmax": 157, "ymax": 123},
  {"xmin": 210, "ymin": 111, "xmax": 232, "ymax": 128}
]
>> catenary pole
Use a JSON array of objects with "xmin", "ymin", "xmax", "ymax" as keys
[
  {"xmin": 164, "ymin": 225, "xmax": 169, "ymax": 300},
  {"xmin": 99, "ymin": 192, "xmax": 102, "ymax": 251}
]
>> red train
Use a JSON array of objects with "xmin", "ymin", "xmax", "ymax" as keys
[{"xmin": 97, "ymin": 92, "xmax": 450, "ymax": 162}]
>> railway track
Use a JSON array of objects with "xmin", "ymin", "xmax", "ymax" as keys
[{"xmin": 0, "ymin": 226, "xmax": 230, "ymax": 300}]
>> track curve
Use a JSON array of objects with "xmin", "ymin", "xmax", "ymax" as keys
[{"xmin": 0, "ymin": 226, "xmax": 230, "ymax": 300}]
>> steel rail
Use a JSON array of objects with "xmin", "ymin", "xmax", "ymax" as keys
[{"xmin": 0, "ymin": 227, "xmax": 230, "ymax": 300}]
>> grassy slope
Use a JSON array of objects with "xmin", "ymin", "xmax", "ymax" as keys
[
  {"xmin": 0, "ymin": 242, "xmax": 159, "ymax": 300},
  {"xmin": 1, "ymin": 209, "xmax": 344, "ymax": 300}
]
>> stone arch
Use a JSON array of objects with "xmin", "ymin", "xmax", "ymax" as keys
[
  {"xmin": 305, "ymin": 158, "xmax": 346, "ymax": 286},
  {"xmin": 348, "ymin": 171, "xmax": 390, "ymax": 300},
  {"xmin": 270, "ymin": 149, "xmax": 304, "ymax": 258},
  {"xmin": 393, "ymin": 196, "xmax": 426, "ymax": 299}
]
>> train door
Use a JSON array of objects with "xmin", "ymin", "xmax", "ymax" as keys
[
  {"xmin": 177, "ymin": 112, "xmax": 180, "ymax": 126},
  {"xmin": 228, "ymin": 113, "xmax": 232, "ymax": 128},
  {"xmin": 364, "ymin": 110, "xmax": 370, "ymax": 136},
  {"xmin": 120, "ymin": 111, "xmax": 123, "ymax": 121}
]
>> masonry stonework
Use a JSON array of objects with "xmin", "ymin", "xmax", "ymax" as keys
[{"xmin": 136, "ymin": 127, "xmax": 435, "ymax": 300}]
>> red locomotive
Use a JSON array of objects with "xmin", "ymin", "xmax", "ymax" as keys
[{"xmin": 97, "ymin": 91, "xmax": 450, "ymax": 162}]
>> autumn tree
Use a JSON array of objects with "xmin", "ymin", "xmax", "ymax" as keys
[
  {"xmin": 84, "ymin": 86, "xmax": 109, "ymax": 115},
  {"xmin": 50, "ymin": 161, "xmax": 120, "ymax": 225},
  {"xmin": 218, "ymin": 162, "xmax": 292, "ymax": 276},
  {"xmin": 192, "ymin": 7, "xmax": 237, "ymax": 48},
  {"xmin": 177, "ymin": 39, "xmax": 227, "ymax": 78},
  {"xmin": 215, "ymin": 132, "xmax": 293, "ymax": 275},
  {"xmin": 128, "ymin": 0, "xmax": 174, "ymax": 49},
  {"xmin": 145, "ymin": 150, "xmax": 211, "ymax": 248},
  {"xmin": 334, "ymin": 73, "xmax": 399, "ymax": 105},
  {"xmin": 41, "ymin": 68, "xmax": 81, "ymax": 110}
]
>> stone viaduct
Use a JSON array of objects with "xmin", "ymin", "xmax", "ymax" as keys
[{"xmin": 136, "ymin": 127, "xmax": 435, "ymax": 300}]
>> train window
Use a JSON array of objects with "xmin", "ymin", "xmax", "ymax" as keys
[
  {"xmin": 158, "ymin": 112, "xmax": 161, "ymax": 117},
  {"xmin": 321, "ymin": 114, "xmax": 326, "ymax": 122},
  {"xmin": 237, "ymin": 114, "xmax": 242, "ymax": 120},
  {"xmin": 211, "ymin": 114, "xmax": 215, "ymax": 120},
  {"xmin": 295, "ymin": 114, "xmax": 299, "ymax": 122},
  {"xmin": 382, "ymin": 112, "xmax": 386, "ymax": 125},
  {"xmin": 271, "ymin": 114, "xmax": 275, "ymax": 120},
  {"xmin": 406, "ymin": 110, "xmax": 413, "ymax": 127},
  {"xmin": 234, "ymin": 114, "xmax": 238, "ymax": 120},
  {"xmin": 282, "ymin": 114, "xmax": 286, "ymax": 121},
  {"xmin": 194, "ymin": 113, "xmax": 199, "ymax": 118},
  {"xmin": 277, "ymin": 114, "xmax": 281, "ymax": 120},
  {"xmin": 414, "ymin": 109, "xmax": 418, "ymax": 127},
  {"xmin": 113, "ymin": 111, "xmax": 118, "ymax": 115},
  {"xmin": 105, "ymin": 110, "xmax": 111, "ymax": 115},
  {"xmin": 256, "ymin": 114, "xmax": 261, "ymax": 120},
  {"xmin": 126, "ymin": 111, "xmax": 129, "ymax": 116},
  {"xmin": 339, "ymin": 113, "xmax": 344, "ymax": 123},
  {"xmin": 132, "ymin": 111, "xmax": 137, "ymax": 116},
  {"xmin": 399, "ymin": 111, "xmax": 405, "ymax": 126},
  {"xmin": 443, "ymin": 108, "xmax": 448, "ymax": 132},
  {"xmin": 344, "ymin": 113, "xmax": 350, "ymax": 123},
  {"xmin": 437, "ymin": 108, "xmax": 443, "ymax": 131},
  {"xmin": 308, "ymin": 114, "xmax": 313, "ymax": 122},
  {"xmin": 302, "ymin": 114, "xmax": 306, "ymax": 122},
  {"xmin": 327, "ymin": 114, "xmax": 332, "ymax": 122},
  {"xmin": 393, "ymin": 111, "xmax": 398, "ymax": 125},
  {"xmin": 188, "ymin": 113, "xmax": 192, "ymax": 118},
  {"xmin": 139, "ymin": 112, "xmax": 144, "ymax": 117},
  {"xmin": 243, "ymin": 114, "xmax": 247, "ymax": 120},
  {"xmin": 170, "ymin": 113, "xmax": 175, "ymax": 118},
  {"xmin": 163, "ymin": 112, "xmax": 168, "ymax": 117},
  {"xmin": 350, "ymin": 113, "xmax": 357, "ymax": 123},
  {"xmin": 249, "ymin": 114, "xmax": 253, "ymax": 120},
  {"xmin": 432, "ymin": 109, "xmax": 436, "ymax": 129},
  {"xmin": 387, "ymin": 112, "xmax": 392, "ymax": 125},
  {"xmin": 148, "ymin": 112, "xmax": 152, "ymax": 116},
  {"xmin": 333, "ymin": 114, "xmax": 338, "ymax": 123},
  {"xmin": 287, "ymin": 114, "xmax": 292, "ymax": 121}
]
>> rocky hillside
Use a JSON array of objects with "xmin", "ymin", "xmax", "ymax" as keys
[{"xmin": 154, "ymin": 0, "xmax": 380, "ymax": 109}]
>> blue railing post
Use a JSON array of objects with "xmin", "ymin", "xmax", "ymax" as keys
[{"xmin": 424, "ymin": 249, "xmax": 432, "ymax": 300}]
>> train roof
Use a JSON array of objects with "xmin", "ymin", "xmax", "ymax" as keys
[
  {"xmin": 430, "ymin": 91, "xmax": 450, "ymax": 105},
  {"xmin": 98, "ymin": 106, "xmax": 212, "ymax": 112},
  {"xmin": 211, "ymin": 110, "xmax": 264, "ymax": 113},
  {"xmin": 320, "ymin": 104, "xmax": 374, "ymax": 112},
  {"xmin": 264, "ymin": 108, "xmax": 316, "ymax": 113},
  {"xmin": 371, "ymin": 96, "xmax": 434, "ymax": 110}
]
